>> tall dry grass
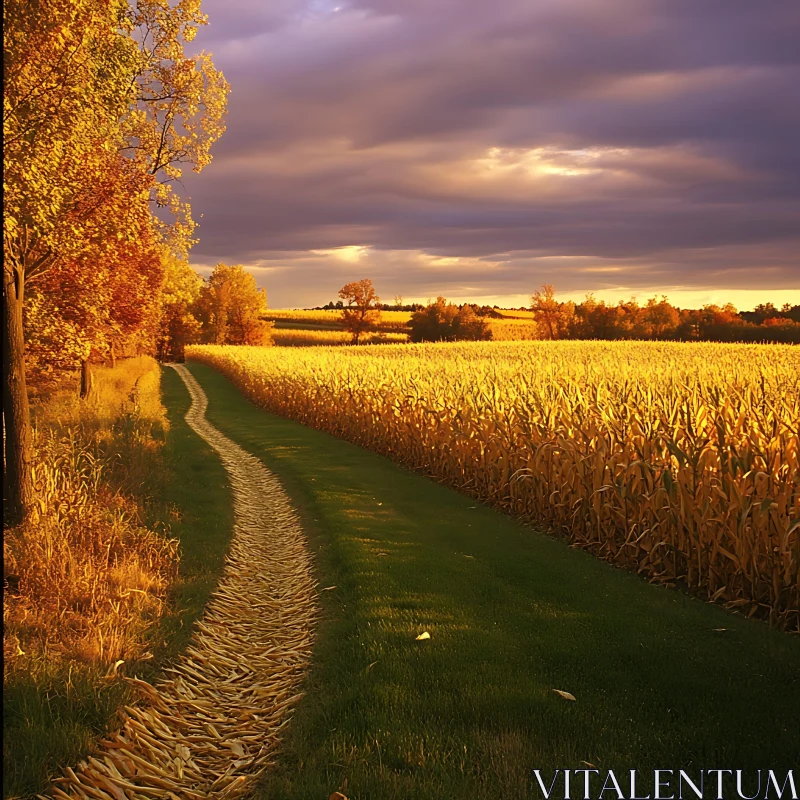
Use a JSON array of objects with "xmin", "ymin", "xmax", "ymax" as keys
[{"xmin": 3, "ymin": 357, "xmax": 178, "ymax": 676}]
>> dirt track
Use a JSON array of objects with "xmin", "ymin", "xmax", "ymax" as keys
[{"xmin": 44, "ymin": 364, "xmax": 317, "ymax": 799}]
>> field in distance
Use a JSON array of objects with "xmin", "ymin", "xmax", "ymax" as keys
[
  {"xmin": 264, "ymin": 308, "xmax": 538, "ymax": 344},
  {"xmin": 188, "ymin": 339, "xmax": 800, "ymax": 630}
]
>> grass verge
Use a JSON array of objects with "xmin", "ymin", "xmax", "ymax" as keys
[
  {"xmin": 147, "ymin": 365, "xmax": 234, "ymax": 665},
  {"xmin": 3, "ymin": 364, "xmax": 233, "ymax": 799},
  {"xmin": 186, "ymin": 362, "xmax": 800, "ymax": 800}
]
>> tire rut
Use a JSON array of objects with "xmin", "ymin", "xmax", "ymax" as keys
[{"xmin": 44, "ymin": 363, "xmax": 317, "ymax": 800}]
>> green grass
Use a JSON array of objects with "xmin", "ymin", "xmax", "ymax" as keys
[
  {"xmin": 2, "ymin": 671, "xmax": 130, "ymax": 800},
  {"xmin": 2, "ymin": 367, "xmax": 233, "ymax": 799},
  {"xmin": 146, "ymin": 366, "xmax": 234, "ymax": 662},
  {"xmin": 184, "ymin": 362, "xmax": 800, "ymax": 800}
]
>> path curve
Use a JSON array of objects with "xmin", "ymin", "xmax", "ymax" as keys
[{"xmin": 45, "ymin": 364, "xmax": 317, "ymax": 800}]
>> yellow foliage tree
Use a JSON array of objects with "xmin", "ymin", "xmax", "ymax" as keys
[
  {"xmin": 154, "ymin": 254, "xmax": 204, "ymax": 361},
  {"xmin": 338, "ymin": 279, "xmax": 381, "ymax": 344},
  {"xmin": 124, "ymin": 0, "xmax": 229, "ymax": 253},
  {"xmin": 3, "ymin": 0, "xmax": 141, "ymax": 522},
  {"xmin": 3, "ymin": 0, "xmax": 228, "ymax": 523},
  {"xmin": 197, "ymin": 264, "xmax": 273, "ymax": 346}
]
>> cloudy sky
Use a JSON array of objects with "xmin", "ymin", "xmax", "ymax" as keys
[{"xmin": 183, "ymin": 0, "xmax": 800, "ymax": 309}]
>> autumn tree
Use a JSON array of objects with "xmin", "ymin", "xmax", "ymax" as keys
[
  {"xmin": 338, "ymin": 279, "xmax": 381, "ymax": 344},
  {"xmin": 408, "ymin": 297, "xmax": 492, "ymax": 343},
  {"xmin": 2, "ymin": 0, "xmax": 228, "ymax": 523},
  {"xmin": 124, "ymin": 0, "xmax": 229, "ymax": 251},
  {"xmin": 641, "ymin": 297, "xmax": 680, "ymax": 339},
  {"xmin": 24, "ymin": 154, "xmax": 164, "ymax": 392},
  {"xmin": 530, "ymin": 284, "xmax": 570, "ymax": 340},
  {"xmin": 154, "ymin": 256, "xmax": 203, "ymax": 362},
  {"xmin": 197, "ymin": 264, "xmax": 273, "ymax": 346},
  {"xmin": 3, "ymin": 0, "xmax": 141, "ymax": 522}
]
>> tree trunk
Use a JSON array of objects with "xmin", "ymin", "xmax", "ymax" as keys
[
  {"xmin": 80, "ymin": 359, "xmax": 92, "ymax": 399},
  {"xmin": 2, "ymin": 264, "xmax": 34, "ymax": 525},
  {"xmin": 109, "ymin": 341, "xmax": 116, "ymax": 368}
]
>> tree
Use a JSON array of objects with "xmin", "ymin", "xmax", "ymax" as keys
[
  {"xmin": 24, "ymin": 154, "xmax": 163, "ymax": 387},
  {"xmin": 3, "ymin": 0, "xmax": 140, "ymax": 523},
  {"xmin": 641, "ymin": 296, "xmax": 680, "ymax": 339},
  {"xmin": 124, "ymin": 0, "xmax": 229, "ymax": 253},
  {"xmin": 2, "ymin": 0, "xmax": 228, "ymax": 523},
  {"xmin": 408, "ymin": 297, "xmax": 492, "ymax": 343},
  {"xmin": 197, "ymin": 264, "xmax": 272, "ymax": 346},
  {"xmin": 338, "ymin": 279, "xmax": 381, "ymax": 344},
  {"xmin": 154, "ymin": 255, "xmax": 203, "ymax": 362},
  {"xmin": 451, "ymin": 304, "xmax": 492, "ymax": 341},
  {"xmin": 530, "ymin": 285, "xmax": 569, "ymax": 340}
]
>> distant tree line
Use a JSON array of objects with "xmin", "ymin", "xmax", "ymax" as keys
[
  {"xmin": 326, "ymin": 280, "xmax": 800, "ymax": 345},
  {"xmin": 529, "ymin": 285, "xmax": 800, "ymax": 343},
  {"xmin": 317, "ymin": 300, "xmax": 425, "ymax": 312},
  {"xmin": 157, "ymin": 263, "xmax": 273, "ymax": 361}
]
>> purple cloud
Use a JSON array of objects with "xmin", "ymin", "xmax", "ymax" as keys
[{"xmin": 182, "ymin": 0, "xmax": 800, "ymax": 307}]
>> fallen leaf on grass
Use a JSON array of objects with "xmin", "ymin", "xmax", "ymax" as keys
[
  {"xmin": 226, "ymin": 740, "xmax": 245, "ymax": 757},
  {"xmin": 552, "ymin": 689, "xmax": 576, "ymax": 701},
  {"xmin": 415, "ymin": 631, "xmax": 431, "ymax": 641},
  {"xmin": 105, "ymin": 659, "xmax": 125, "ymax": 678},
  {"xmin": 329, "ymin": 793, "xmax": 348, "ymax": 800},
  {"xmin": 366, "ymin": 661, "xmax": 379, "ymax": 673}
]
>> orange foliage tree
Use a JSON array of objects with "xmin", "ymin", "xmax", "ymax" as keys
[
  {"xmin": 24, "ymin": 155, "xmax": 163, "ymax": 390},
  {"xmin": 338, "ymin": 279, "xmax": 381, "ymax": 344}
]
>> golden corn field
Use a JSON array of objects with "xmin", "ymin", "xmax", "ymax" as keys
[
  {"xmin": 264, "ymin": 308, "xmax": 542, "ymax": 341},
  {"xmin": 272, "ymin": 328, "xmax": 408, "ymax": 346},
  {"xmin": 265, "ymin": 308, "xmax": 539, "ymax": 340},
  {"xmin": 187, "ymin": 341, "xmax": 800, "ymax": 630},
  {"xmin": 487, "ymin": 318, "xmax": 540, "ymax": 340},
  {"xmin": 265, "ymin": 309, "xmax": 412, "ymax": 331}
]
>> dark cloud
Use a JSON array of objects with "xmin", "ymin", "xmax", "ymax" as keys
[{"xmin": 182, "ymin": 0, "xmax": 800, "ymax": 307}]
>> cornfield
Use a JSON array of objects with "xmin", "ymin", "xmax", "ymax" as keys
[
  {"xmin": 488, "ymin": 318, "xmax": 540, "ymax": 340},
  {"xmin": 265, "ymin": 309, "xmax": 412, "ymax": 331},
  {"xmin": 272, "ymin": 328, "xmax": 408, "ymax": 346},
  {"xmin": 187, "ymin": 341, "xmax": 800, "ymax": 629},
  {"xmin": 264, "ymin": 309, "xmax": 542, "ymax": 341}
]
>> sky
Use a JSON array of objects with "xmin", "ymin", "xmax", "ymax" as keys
[{"xmin": 183, "ymin": 0, "xmax": 800, "ymax": 309}]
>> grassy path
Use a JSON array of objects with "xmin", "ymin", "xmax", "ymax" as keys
[
  {"xmin": 44, "ymin": 366, "xmax": 316, "ymax": 799},
  {"xmin": 184, "ymin": 363, "xmax": 800, "ymax": 800},
  {"xmin": 3, "ymin": 367, "xmax": 234, "ymax": 800}
]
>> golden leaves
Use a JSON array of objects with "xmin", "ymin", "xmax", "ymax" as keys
[{"xmin": 552, "ymin": 689, "xmax": 577, "ymax": 701}]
